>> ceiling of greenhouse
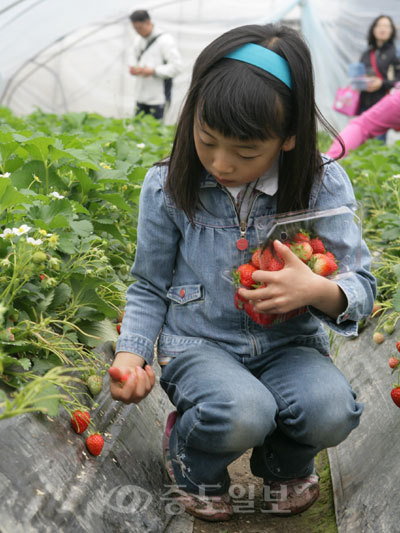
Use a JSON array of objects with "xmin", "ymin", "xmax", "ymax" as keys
[{"xmin": 1, "ymin": 0, "xmax": 400, "ymax": 129}]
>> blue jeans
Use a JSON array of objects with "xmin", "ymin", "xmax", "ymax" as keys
[
  {"xmin": 160, "ymin": 341, "xmax": 363, "ymax": 495},
  {"xmin": 135, "ymin": 102, "xmax": 165, "ymax": 120}
]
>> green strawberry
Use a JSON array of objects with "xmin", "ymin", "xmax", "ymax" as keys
[
  {"xmin": 87, "ymin": 375, "xmax": 103, "ymax": 396},
  {"xmin": 383, "ymin": 320, "xmax": 395, "ymax": 335},
  {"xmin": 32, "ymin": 251, "xmax": 47, "ymax": 264}
]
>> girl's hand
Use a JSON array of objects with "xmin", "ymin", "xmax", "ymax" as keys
[
  {"xmin": 109, "ymin": 352, "xmax": 156, "ymax": 404},
  {"xmin": 239, "ymin": 240, "xmax": 347, "ymax": 319}
]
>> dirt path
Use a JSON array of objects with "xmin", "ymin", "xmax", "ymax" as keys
[{"xmin": 193, "ymin": 449, "xmax": 337, "ymax": 533}]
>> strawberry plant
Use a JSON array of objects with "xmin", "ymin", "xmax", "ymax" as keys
[{"xmin": 0, "ymin": 107, "xmax": 174, "ymax": 419}]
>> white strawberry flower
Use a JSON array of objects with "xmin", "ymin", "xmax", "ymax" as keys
[
  {"xmin": 0, "ymin": 228, "xmax": 13, "ymax": 238},
  {"xmin": 100, "ymin": 162, "xmax": 111, "ymax": 169},
  {"xmin": 136, "ymin": 143, "xmax": 146, "ymax": 149},
  {"xmin": 12, "ymin": 224, "xmax": 31, "ymax": 235},
  {"xmin": 26, "ymin": 237, "xmax": 43, "ymax": 245},
  {"xmin": 49, "ymin": 191, "xmax": 65, "ymax": 199},
  {"xmin": 0, "ymin": 172, "xmax": 10, "ymax": 178}
]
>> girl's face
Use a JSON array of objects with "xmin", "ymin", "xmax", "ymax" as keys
[
  {"xmin": 193, "ymin": 120, "xmax": 295, "ymax": 187},
  {"xmin": 373, "ymin": 17, "xmax": 393, "ymax": 43}
]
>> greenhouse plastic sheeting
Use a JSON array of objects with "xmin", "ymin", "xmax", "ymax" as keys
[
  {"xmin": 328, "ymin": 320, "xmax": 400, "ymax": 533},
  {"xmin": 0, "ymin": 342, "xmax": 194, "ymax": 533},
  {"xmin": 1, "ymin": 0, "xmax": 400, "ymax": 129}
]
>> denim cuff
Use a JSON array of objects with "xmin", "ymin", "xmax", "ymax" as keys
[
  {"xmin": 115, "ymin": 334, "xmax": 155, "ymax": 365},
  {"xmin": 307, "ymin": 306, "xmax": 358, "ymax": 336}
]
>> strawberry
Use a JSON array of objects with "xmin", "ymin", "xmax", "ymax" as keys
[
  {"xmin": 234, "ymin": 263, "xmax": 257, "ymax": 288},
  {"xmin": 310, "ymin": 238, "xmax": 325, "ymax": 254},
  {"xmin": 71, "ymin": 410, "xmax": 90, "ymax": 434},
  {"xmin": 120, "ymin": 373, "xmax": 130, "ymax": 383},
  {"xmin": 325, "ymin": 251, "xmax": 336, "ymax": 261},
  {"xmin": 86, "ymin": 433, "xmax": 104, "ymax": 456},
  {"xmin": 309, "ymin": 253, "xmax": 338, "ymax": 277},
  {"xmin": 87, "ymin": 375, "xmax": 103, "ymax": 396},
  {"xmin": 251, "ymin": 249, "xmax": 261, "ymax": 268},
  {"xmin": 234, "ymin": 289, "xmax": 246, "ymax": 310},
  {"xmin": 108, "ymin": 366, "xmax": 122, "ymax": 381},
  {"xmin": 116, "ymin": 323, "xmax": 121, "ymax": 334},
  {"xmin": 259, "ymin": 247, "xmax": 284, "ymax": 271},
  {"xmin": 289, "ymin": 241, "xmax": 313, "ymax": 262},
  {"xmin": 32, "ymin": 251, "xmax": 47, "ymax": 264},
  {"xmin": 372, "ymin": 302, "xmax": 383, "ymax": 316},
  {"xmin": 396, "ymin": 341, "xmax": 400, "ymax": 353},
  {"xmin": 389, "ymin": 357, "xmax": 400, "ymax": 369},
  {"xmin": 244, "ymin": 301, "xmax": 275, "ymax": 327},
  {"xmin": 373, "ymin": 331, "xmax": 384, "ymax": 344},
  {"xmin": 390, "ymin": 387, "xmax": 400, "ymax": 408},
  {"xmin": 383, "ymin": 320, "xmax": 395, "ymax": 335},
  {"xmin": 293, "ymin": 231, "xmax": 310, "ymax": 243}
]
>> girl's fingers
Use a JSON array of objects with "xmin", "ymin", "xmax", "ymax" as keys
[
  {"xmin": 145, "ymin": 364, "xmax": 156, "ymax": 387},
  {"xmin": 133, "ymin": 366, "xmax": 150, "ymax": 398}
]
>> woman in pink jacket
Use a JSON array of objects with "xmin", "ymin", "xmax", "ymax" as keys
[{"xmin": 327, "ymin": 90, "xmax": 400, "ymax": 159}]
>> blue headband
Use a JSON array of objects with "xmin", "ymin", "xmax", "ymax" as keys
[{"xmin": 225, "ymin": 43, "xmax": 292, "ymax": 89}]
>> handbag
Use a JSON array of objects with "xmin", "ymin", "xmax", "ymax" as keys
[{"xmin": 333, "ymin": 85, "xmax": 360, "ymax": 116}]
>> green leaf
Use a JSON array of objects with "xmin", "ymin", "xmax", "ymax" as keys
[
  {"xmin": 101, "ymin": 193, "xmax": 130, "ymax": 211},
  {"xmin": 24, "ymin": 136, "xmax": 56, "ymax": 161},
  {"xmin": 50, "ymin": 283, "xmax": 72, "ymax": 309},
  {"xmin": 33, "ymin": 383, "xmax": 60, "ymax": 416},
  {"xmin": 393, "ymin": 264, "xmax": 400, "ymax": 281},
  {"xmin": 69, "ymin": 219, "xmax": 93, "ymax": 237},
  {"xmin": 77, "ymin": 318, "xmax": 118, "ymax": 347},
  {"xmin": 57, "ymin": 233, "xmax": 78, "ymax": 254},
  {"xmin": 392, "ymin": 286, "xmax": 400, "ymax": 312},
  {"xmin": 0, "ymin": 183, "xmax": 29, "ymax": 211}
]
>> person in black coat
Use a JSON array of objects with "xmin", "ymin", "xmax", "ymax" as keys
[{"xmin": 359, "ymin": 15, "xmax": 400, "ymax": 114}]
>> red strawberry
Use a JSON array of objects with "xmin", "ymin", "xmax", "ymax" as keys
[
  {"xmin": 235, "ymin": 263, "xmax": 257, "ymax": 288},
  {"xmin": 116, "ymin": 323, "xmax": 121, "ymax": 334},
  {"xmin": 396, "ymin": 341, "xmax": 400, "ymax": 353},
  {"xmin": 325, "ymin": 251, "xmax": 336, "ymax": 261},
  {"xmin": 120, "ymin": 373, "xmax": 130, "ymax": 383},
  {"xmin": 309, "ymin": 253, "xmax": 338, "ymax": 277},
  {"xmin": 390, "ymin": 387, "xmax": 400, "ymax": 408},
  {"xmin": 310, "ymin": 238, "xmax": 325, "ymax": 254},
  {"xmin": 244, "ymin": 301, "xmax": 275, "ymax": 326},
  {"xmin": 289, "ymin": 241, "xmax": 313, "ymax": 262},
  {"xmin": 108, "ymin": 366, "xmax": 122, "ymax": 381},
  {"xmin": 389, "ymin": 357, "xmax": 400, "ymax": 369},
  {"xmin": 234, "ymin": 289, "xmax": 246, "ymax": 310},
  {"xmin": 86, "ymin": 433, "xmax": 104, "ymax": 456},
  {"xmin": 251, "ymin": 249, "xmax": 261, "ymax": 268},
  {"xmin": 71, "ymin": 410, "xmax": 90, "ymax": 434},
  {"xmin": 259, "ymin": 247, "xmax": 284, "ymax": 271},
  {"xmin": 293, "ymin": 231, "xmax": 310, "ymax": 243},
  {"xmin": 372, "ymin": 302, "xmax": 383, "ymax": 316}
]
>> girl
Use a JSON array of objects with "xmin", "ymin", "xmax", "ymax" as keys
[{"xmin": 109, "ymin": 24, "xmax": 376, "ymax": 522}]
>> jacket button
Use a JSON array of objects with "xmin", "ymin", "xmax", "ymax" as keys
[{"xmin": 180, "ymin": 288, "xmax": 185, "ymax": 298}]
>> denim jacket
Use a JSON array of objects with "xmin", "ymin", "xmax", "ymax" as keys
[{"xmin": 116, "ymin": 157, "xmax": 376, "ymax": 365}]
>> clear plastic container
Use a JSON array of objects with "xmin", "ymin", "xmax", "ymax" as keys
[{"xmin": 225, "ymin": 205, "xmax": 362, "ymax": 327}]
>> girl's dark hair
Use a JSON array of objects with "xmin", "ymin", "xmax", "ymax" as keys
[
  {"xmin": 368, "ymin": 15, "xmax": 397, "ymax": 48},
  {"xmin": 166, "ymin": 23, "xmax": 342, "ymax": 222}
]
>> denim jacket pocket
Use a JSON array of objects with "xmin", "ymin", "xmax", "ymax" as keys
[{"xmin": 166, "ymin": 284, "xmax": 203, "ymax": 305}]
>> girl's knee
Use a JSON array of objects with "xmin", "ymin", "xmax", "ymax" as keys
[
  {"xmin": 189, "ymin": 393, "xmax": 277, "ymax": 452},
  {"xmin": 282, "ymin": 387, "xmax": 363, "ymax": 447}
]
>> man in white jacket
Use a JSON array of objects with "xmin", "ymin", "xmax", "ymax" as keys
[{"xmin": 129, "ymin": 10, "xmax": 182, "ymax": 119}]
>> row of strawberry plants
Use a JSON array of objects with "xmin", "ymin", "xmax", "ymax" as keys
[
  {"xmin": 336, "ymin": 137, "xmax": 400, "ymax": 405},
  {"xmin": 0, "ymin": 107, "xmax": 174, "ymax": 422}
]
